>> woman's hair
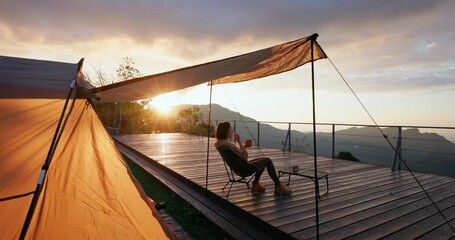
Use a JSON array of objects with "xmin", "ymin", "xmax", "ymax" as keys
[{"xmin": 215, "ymin": 122, "xmax": 231, "ymax": 139}]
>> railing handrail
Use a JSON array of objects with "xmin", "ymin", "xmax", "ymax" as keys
[{"xmin": 212, "ymin": 119, "xmax": 455, "ymax": 130}]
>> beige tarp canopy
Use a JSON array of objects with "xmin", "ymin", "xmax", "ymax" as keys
[
  {"xmin": 91, "ymin": 34, "xmax": 327, "ymax": 103},
  {"xmin": 0, "ymin": 56, "xmax": 173, "ymax": 239},
  {"xmin": 0, "ymin": 33, "xmax": 326, "ymax": 239}
]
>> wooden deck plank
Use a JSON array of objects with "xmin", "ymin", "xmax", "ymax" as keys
[
  {"xmin": 114, "ymin": 134, "xmax": 455, "ymax": 239},
  {"xmin": 347, "ymin": 196, "xmax": 455, "ymax": 240},
  {"xmin": 232, "ymin": 170, "xmax": 428, "ymax": 219},
  {"xmin": 261, "ymin": 174, "xmax": 441, "ymax": 223},
  {"xmin": 418, "ymin": 218, "xmax": 455, "ymax": 240},
  {"xmin": 293, "ymin": 179, "xmax": 455, "ymax": 239},
  {"xmin": 270, "ymin": 175, "xmax": 445, "ymax": 232},
  {"xmin": 294, "ymin": 184, "xmax": 454, "ymax": 239},
  {"xmin": 385, "ymin": 205, "xmax": 455, "ymax": 240}
]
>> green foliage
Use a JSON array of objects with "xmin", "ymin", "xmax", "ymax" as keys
[
  {"xmin": 177, "ymin": 106, "xmax": 214, "ymax": 136},
  {"xmin": 93, "ymin": 102, "xmax": 217, "ymax": 136},
  {"xmin": 177, "ymin": 106, "xmax": 202, "ymax": 132},
  {"xmin": 336, "ymin": 151, "xmax": 360, "ymax": 162}
]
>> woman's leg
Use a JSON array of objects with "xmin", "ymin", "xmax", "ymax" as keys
[{"xmin": 249, "ymin": 157, "xmax": 280, "ymax": 186}]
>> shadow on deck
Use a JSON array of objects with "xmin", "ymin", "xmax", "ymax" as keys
[{"xmin": 115, "ymin": 133, "xmax": 455, "ymax": 240}]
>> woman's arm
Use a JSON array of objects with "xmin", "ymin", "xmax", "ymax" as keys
[{"xmin": 233, "ymin": 133, "xmax": 248, "ymax": 160}]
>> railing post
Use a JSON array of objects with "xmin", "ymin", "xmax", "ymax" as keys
[
  {"xmin": 257, "ymin": 122, "xmax": 260, "ymax": 147},
  {"xmin": 283, "ymin": 123, "xmax": 291, "ymax": 152},
  {"xmin": 391, "ymin": 126, "xmax": 402, "ymax": 171},
  {"xmin": 288, "ymin": 123, "xmax": 291, "ymax": 152},
  {"xmin": 332, "ymin": 124, "xmax": 335, "ymax": 159}
]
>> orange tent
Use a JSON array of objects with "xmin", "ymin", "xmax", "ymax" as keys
[{"xmin": 0, "ymin": 56, "xmax": 173, "ymax": 239}]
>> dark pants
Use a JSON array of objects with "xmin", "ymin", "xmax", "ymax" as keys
[{"xmin": 249, "ymin": 157, "xmax": 280, "ymax": 186}]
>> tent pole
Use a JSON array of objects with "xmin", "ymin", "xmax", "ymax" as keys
[
  {"xmin": 310, "ymin": 33, "xmax": 320, "ymax": 239},
  {"xmin": 20, "ymin": 79, "xmax": 77, "ymax": 240},
  {"xmin": 206, "ymin": 81, "xmax": 213, "ymax": 195}
]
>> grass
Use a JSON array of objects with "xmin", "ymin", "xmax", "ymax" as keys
[{"xmin": 126, "ymin": 160, "xmax": 230, "ymax": 240}]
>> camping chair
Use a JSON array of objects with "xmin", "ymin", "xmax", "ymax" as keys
[{"xmin": 216, "ymin": 145, "xmax": 258, "ymax": 198}]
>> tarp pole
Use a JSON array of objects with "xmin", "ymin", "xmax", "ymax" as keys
[
  {"xmin": 20, "ymin": 79, "xmax": 77, "ymax": 240},
  {"xmin": 310, "ymin": 33, "xmax": 321, "ymax": 240},
  {"xmin": 205, "ymin": 81, "xmax": 213, "ymax": 195}
]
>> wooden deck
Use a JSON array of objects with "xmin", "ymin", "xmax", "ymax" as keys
[{"xmin": 115, "ymin": 133, "xmax": 455, "ymax": 240}]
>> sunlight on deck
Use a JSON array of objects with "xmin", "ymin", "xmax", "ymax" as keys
[{"xmin": 115, "ymin": 133, "xmax": 455, "ymax": 240}]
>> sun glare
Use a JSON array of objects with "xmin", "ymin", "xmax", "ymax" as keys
[
  {"xmin": 148, "ymin": 84, "xmax": 212, "ymax": 114},
  {"xmin": 149, "ymin": 93, "xmax": 178, "ymax": 114}
]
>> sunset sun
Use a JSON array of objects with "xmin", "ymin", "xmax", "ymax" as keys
[
  {"xmin": 149, "ymin": 93, "xmax": 179, "ymax": 114},
  {"xmin": 153, "ymin": 101, "xmax": 173, "ymax": 113}
]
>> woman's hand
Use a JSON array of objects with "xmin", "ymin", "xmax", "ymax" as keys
[
  {"xmin": 244, "ymin": 139, "xmax": 252, "ymax": 148},
  {"xmin": 234, "ymin": 133, "xmax": 241, "ymax": 143}
]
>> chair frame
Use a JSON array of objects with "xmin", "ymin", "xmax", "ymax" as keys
[
  {"xmin": 221, "ymin": 159, "xmax": 256, "ymax": 198},
  {"xmin": 216, "ymin": 145, "xmax": 257, "ymax": 198}
]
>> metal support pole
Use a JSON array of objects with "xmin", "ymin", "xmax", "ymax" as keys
[
  {"xmin": 392, "ymin": 126, "xmax": 402, "ymax": 171},
  {"xmin": 332, "ymin": 124, "xmax": 336, "ymax": 159},
  {"xmin": 310, "ymin": 33, "xmax": 320, "ymax": 240},
  {"xmin": 206, "ymin": 81, "xmax": 213, "ymax": 193},
  {"xmin": 20, "ymin": 80, "xmax": 76, "ymax": 240},
  {"xmin": 257, "ymin": 122, "xmax": 260, "ymax": 147}
]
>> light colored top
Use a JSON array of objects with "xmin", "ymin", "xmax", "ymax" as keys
[{"xmin": 214, "ymin": 139, "xmax": 248, "ymax": 161}]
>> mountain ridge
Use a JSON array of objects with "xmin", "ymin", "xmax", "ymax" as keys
[{"xmin": 170, "ymin": 104, "xmax": 455, "ymax": 177}]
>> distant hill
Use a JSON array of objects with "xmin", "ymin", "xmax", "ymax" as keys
[
  {"xmin": 171, "ymin": 104, "xmax": 255, "ymax": 122},
  {"xmin": 171, "ymin": 104, "xmax": 455, "ymax": 177}
]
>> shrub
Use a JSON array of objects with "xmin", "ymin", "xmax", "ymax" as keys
[{"xmin": 336, "ymin": 151, "xmax": 360, "ymax": 162}]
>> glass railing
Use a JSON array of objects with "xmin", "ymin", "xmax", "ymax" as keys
[{"xmin": 211, "ymin": 120, "xmax": 455, "ymax": 178}]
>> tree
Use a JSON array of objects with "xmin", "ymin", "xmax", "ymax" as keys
[
  {"xmin": 91, "ymin": 65, "xmax": 115, "ymax": 86},
  {"xmin": 116, "ymin": 57, "xmax": 141, "ymax": 81},
  {"xmin": 177, "ymin": 106, "xmax": 202, "ymax": 134},
  {"xmin": 177, "ymin": 106, "xmax": 214, "ymax": 136},
  {"xmin": 93, "ymin": 57, "xmax": 144, "ymax": 134}
]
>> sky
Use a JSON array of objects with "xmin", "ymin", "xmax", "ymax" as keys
[{"xmin": 1, "ymin": 0, "xmax": 454, "ymax": 131}]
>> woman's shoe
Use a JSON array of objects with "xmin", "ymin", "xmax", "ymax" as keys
[
  {"xmin": 251, "ymin": 183, "xmax": 265, "ymax": 193},
  {"xmin": 274, "ymin": 184, "xmax": 292, "ymax": 195}
]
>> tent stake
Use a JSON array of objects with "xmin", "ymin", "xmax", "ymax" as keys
[{"xmin": 19, "ymin": 79, "xmax": 76, "ymax": 240}]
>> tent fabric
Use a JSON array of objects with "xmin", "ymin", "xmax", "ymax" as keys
[
  {"xmin": 91, "ymin": 34, "xmax": 327, "ymax": 103},
  {"xmin": 0, "ymin": 55, "xmax": 173, "ymax": 239},
  {"xmin": 0, "ymin": 98, "xmax": 172, "ymax": 239},
  {"xmin": 0, "ymin": 55, "xmax": 83, "ymax": 99}
]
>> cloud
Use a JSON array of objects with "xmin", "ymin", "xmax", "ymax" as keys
[
  {"xmin": 1, "ymin": 0, "xmax": 454, "ymax": 93},
  {"xmin": 426, "ymin": 42, "xmax": 437, "ymax": 48},
  {"xmin": 0, "ymin": 0, "xmax": 446, "ymax": 44}
]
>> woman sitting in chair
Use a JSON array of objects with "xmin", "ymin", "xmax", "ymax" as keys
[{"xmin": 214, "ymin": 122, "xmax": 292, "ymax": 195}]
